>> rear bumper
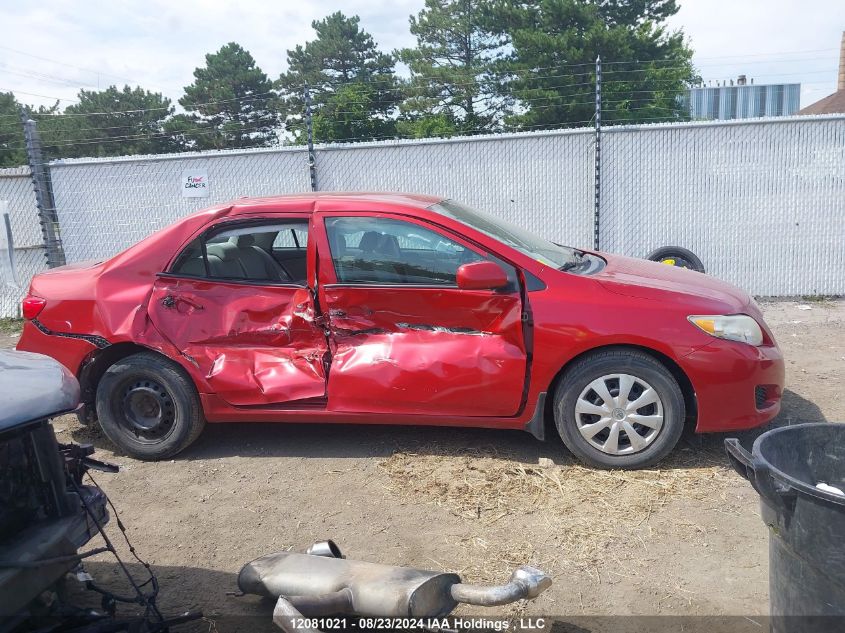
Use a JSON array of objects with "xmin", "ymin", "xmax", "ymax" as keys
[
  {"xmin": 683, "ymin": 340, "xmax": 785, "ymax": 433},
  {"xmin": 15, "ymin": 320, "xmax": 96, "ymax": 376}
]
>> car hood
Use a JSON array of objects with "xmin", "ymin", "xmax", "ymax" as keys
[
  {"xmin": 0, "ymin": 350, "xmax": 80, "ymax": 431},
  {"xmin": 594, "ymin": 253, "xmax": 751, "ymax": 313}
]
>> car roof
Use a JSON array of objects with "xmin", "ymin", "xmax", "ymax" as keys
[
  {"xmin": 0, "ymin": 351, "xmax": 80, "ymax": 431},
  {"xmin": 223, "ymin": 192, "xmax": 444, "ymax": 215}
]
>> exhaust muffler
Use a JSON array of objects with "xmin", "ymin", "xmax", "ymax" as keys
[{"xmin": 238, "ymin": 541, "xmax": 551, "ymax": 632}]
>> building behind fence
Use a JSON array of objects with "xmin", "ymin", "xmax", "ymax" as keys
[
  {"xmin": 1, "ymin": 113, "xmax": 843, "ymax": 317},
  {"xmin": 684, "ymin": 79, "xmax": 801, "ymax": 120}
]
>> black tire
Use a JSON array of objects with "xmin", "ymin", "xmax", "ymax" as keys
[
  {"xmin": 553, "ymin": 349, "xmax": 685, "ymax": 469},
  {"xmin": 646, "ymin": 246, "xmax": 705, "ymax": 273},
  {"xmin": 96, "ymin": 352, "xmax": 205, "ymax": 460},
  {"xmin": 75, "ymin": 410, "xmax": 92, "ymax": 427}
]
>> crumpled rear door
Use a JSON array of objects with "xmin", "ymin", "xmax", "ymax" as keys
[{"xmin": 147, "ymin": 277, "xmax": 327, "ymax": 406}]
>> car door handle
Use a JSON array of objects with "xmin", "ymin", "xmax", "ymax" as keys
[
  {"xmin": 329, "ymin": 309, "xmax": 347, "ymax": 318},
  {"xmin": 162, "ymin": 294, "xmax": 204, "ymax": 310}
]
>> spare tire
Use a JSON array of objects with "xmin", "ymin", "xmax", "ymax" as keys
[{"xmin": 646, "ymin": 246, "xmax": 705, "ymax": 273}]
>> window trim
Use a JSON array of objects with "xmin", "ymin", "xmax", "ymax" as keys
[
  {"xmin": 165, "ymin": 217, "xmax": 311, "ymax": 288},
  {"xmin": 155, "ymin": 270, "xmax": 306, "ymax": 289},
  {"xmin": 321, "ymin": 214, "xmax": 517, "ymax": 291}
]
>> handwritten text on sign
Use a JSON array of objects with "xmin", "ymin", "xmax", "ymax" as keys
[{"xmin": 181, "ymin": 170, "xmax": 209, "ymax": 198}]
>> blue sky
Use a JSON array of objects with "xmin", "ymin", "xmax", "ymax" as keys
[{"xmin": 1, "ymin": 0, "xmax": 843, "ymax": 110}]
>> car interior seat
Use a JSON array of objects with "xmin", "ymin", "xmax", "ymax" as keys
[{"xmin": 202, "ymin": 235, "xmax": 289, "ymax": 282}]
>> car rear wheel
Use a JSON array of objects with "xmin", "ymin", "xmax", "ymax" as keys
[
  {"xmin": 553, "ymin": 349, "xmax": 685, "ymax": 469},
  {"xmin": 96, "ymin": 352, "xmax": 205, "ymax": 460}
]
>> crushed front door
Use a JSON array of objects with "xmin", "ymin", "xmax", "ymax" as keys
[
  {"xmin": 147, "ymin": 277, "xmax": 327, "ymax": 407},
  {"xmin": 315, "ymin": 212, "xmax": 528, "ymax": 417}
]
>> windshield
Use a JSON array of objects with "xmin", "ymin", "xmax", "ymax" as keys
[{"xmin": 430, "ymin": 199, "xmax": 578, "ymax": 269}]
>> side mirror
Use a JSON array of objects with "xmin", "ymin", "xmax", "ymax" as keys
[{"xmin": 456, "ymin": 261, "xmax": 508, "ymax": 291}]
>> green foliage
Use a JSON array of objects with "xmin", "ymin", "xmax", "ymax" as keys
[
  {"xmin": 277, "ymin": 12, "xmax": 400, "ymax": 143},
  {"xmin": 0, "ymin": 317, "xmax": 23, "ymax": 335},
  {"xmin": 4, "ymin": 6, "xmax": 700, "ymax": 159},
  {"xmin": 396, "ymin": 113, "xmax": 461, "ymax": 139},
  {"xmin": 180, "ymin": 42, "xmax": 279, "ymax": 150},
  {"xmin": 312, "ymin": 83, "xmax": 398, "ymax": 142},
  {"xmin": 36, "ymin": 85, "xmax": 175, "ymax": 158},
  {"xmin": 0, "ymin": 93, "xmax": 27, "ymax": 167},
  {"xmin": 400, "ymin": 0, "xmax": 510, "ymax": 135},
  {"xmin": 494, "ymin": 0, "xmax": 697, "ymax": 129}
]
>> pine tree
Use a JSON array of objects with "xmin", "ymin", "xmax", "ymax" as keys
[
  {"xmin": 0, "ymin": 92, "xmax": 27, "ymax": 167},
  {"xmin": 179, "ymin": 43, "xmax": 279, "ymax": 150},
  {"xmin": 399, "ymin": 0, "xmax": 510, "ymax": 136},
  {"xmin": 37, "ymin": 86, "xmax": 175, "ymax": 158},
  {"xmin": 496, "ymin": 0, "xmax": 697, "ymax": 128},
  {"xmin": 277, "ymin": 12, "xmax": 400, "ymax": 143}
]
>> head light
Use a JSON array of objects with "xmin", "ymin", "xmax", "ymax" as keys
[{"xmin": 688, "ymin": 314, "xmax": 764, "ymax": 346}]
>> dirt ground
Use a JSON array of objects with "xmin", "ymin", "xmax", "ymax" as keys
[{"xmin": 5, "ymin": 299, "xmax": 844, "ymax": 632}]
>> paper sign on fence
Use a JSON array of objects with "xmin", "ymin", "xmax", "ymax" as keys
[{"xmin": 181, "ymin": 170, "xmax": 209, "ymax": 198}]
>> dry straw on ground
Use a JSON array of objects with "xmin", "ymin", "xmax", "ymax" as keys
[{"xmin": 379, "ymin": 439, "xmax": 739, "ymax": 582}]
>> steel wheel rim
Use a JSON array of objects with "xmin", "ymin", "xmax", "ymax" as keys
[
  {"xmin": 118, "ymin": 378, "xmax": 176, "ymax": 443},
  {"xmin": 574, "ymin": 373, "xmax": 664, "ymax": 455}
]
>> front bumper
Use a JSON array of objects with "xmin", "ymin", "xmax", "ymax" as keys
[{"xmin": 682, "ymin": 339, "xmax": 785, "ymax": 433}]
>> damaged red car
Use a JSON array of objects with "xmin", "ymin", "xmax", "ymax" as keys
[{"xmin": 17, "ymin": 193, "xmax": 784, "ymax": 468}]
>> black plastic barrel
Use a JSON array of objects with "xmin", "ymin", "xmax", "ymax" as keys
[{"xmin": 726, "ymin": 423, "xmax": 845, "ymax": 633}]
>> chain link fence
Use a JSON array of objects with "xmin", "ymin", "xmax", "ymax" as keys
[
  {"xmin": 316, "ymin": 129, "xmax": 596, "ymax": 247},
  {"xmin": 0, "ymin": 166, "xmax": 47, "ymax": 317},
  {"xmin": 2, "ymin": 114, "xmax": 844, "ymax": 316},
  {"xmin": 600, "ymin": 115, "xmax": 845, "ymax": 295},
  {"xmin": 48, "ymin": 147, "xmax": 310, "ymax": 262}
]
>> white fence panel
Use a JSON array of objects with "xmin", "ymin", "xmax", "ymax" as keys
[
  {"xmin": 316, "ymin": 130, "xmax": 596, "ymax": 249},
  {"xmin": 600, "ymin": 116, "xmax": 845, "ymax": 296},
  {"xmin": 50, "ymin": 147, "xmax": 310, "ymax": 262},
  {"xmin": 0, "ymin": 167, "xmax": 46, "ymax": 317}
]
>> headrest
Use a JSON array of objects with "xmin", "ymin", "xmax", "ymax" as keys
[
  {"xmin": 375, "ymin": 234, "xmax": 400, "ymax": 258},
  {"xmin": 359, "ymin": 231, "xmax": 382, "ymax": 252},
  {"xmin": 232, "ymin": 234, "xmax": 255, "ymax": 248},
  {"xmin": 206, "ymin": 242, "xmax": 239, "ymax": 262}
]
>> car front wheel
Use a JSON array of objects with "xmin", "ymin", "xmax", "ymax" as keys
[
  {"xmin": 96, "ymin": 352, "xmax": 205, "ymax": 460},
  {"xmin": 553, "ymin": 349, "xmax": 685, "ymax": 469}
]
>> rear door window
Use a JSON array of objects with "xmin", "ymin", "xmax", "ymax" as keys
[{"xmin": 169, "ymin": 220, "xmax": 309, "ymax": 285}]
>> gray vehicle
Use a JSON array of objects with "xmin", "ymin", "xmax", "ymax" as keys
[{"xmin": 0, "ymin": 350, "xmax": 110, "ymax": 627}]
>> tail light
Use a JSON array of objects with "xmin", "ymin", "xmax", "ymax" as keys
[{"xmin": 22, "ymin": 295, "xmax": 46, "ymax": 320}]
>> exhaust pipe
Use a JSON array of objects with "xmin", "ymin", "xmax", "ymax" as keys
[
  {"xmin": 238, "ymin": 542, "xmax": 552, "ymax": 632},
  {"xmin": 450, "ymin": 566, "xmax": 551, "ymax": 606}
]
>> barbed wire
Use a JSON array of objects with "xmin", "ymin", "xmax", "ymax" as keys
[
  {"xmin": 1, "ymin": 53, "xmax": 836, "ymax": 122},
  {"xmin": 0, "ymin": 94, "xmax": 794, "ymax": 154}
]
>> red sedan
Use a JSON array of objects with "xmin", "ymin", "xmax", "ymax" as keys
[{"xmin": 16, "ymin": 193, "xmax": 784, "ymax": 468}]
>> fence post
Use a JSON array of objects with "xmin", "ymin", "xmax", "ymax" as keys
[
  {"xmin": 593, "ymin": 55, "xmax": 602, "ymax": 251},
  {"xmin": 303, "ymin": 84, "xmax": 318, "ymax": 192},
  {"xmin": 20, "ymin": 111, "xmax": 65, "ymax": 268}
]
